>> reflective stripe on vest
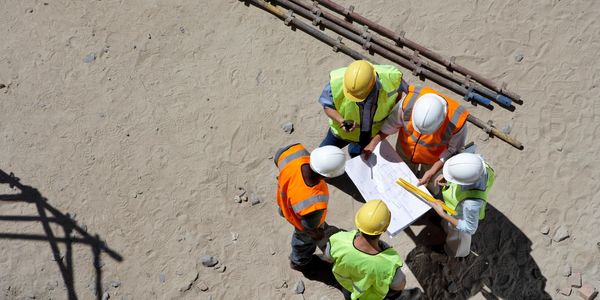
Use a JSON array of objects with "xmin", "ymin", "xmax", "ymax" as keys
[
  {"xmin": 328, "ymin": 65, "xmax": 403, "ymax": 142},
  {"xmin": 329, "ymin": 230, "xmax": 402, "ymax": 300},
  {"xmin": 402, "ymin": 86, "xmax": 422, "ymax": 121},
  {"xmin": 442, "ymin": 163, "xmax": 495, "ymax": 220},
  {"xmin": 277, "ymin": 148, "xmax": 310, "ymax": 171},
  {"xmin": 292, "ymin": 194, "xmax": 328, "ymax": 214}
]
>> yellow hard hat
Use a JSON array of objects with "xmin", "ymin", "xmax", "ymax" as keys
[
  {"xmin": 355, "ymin": 199, "xmax": 391, "ymax": 235},
  {"xmin": 343, "ymin": 60, "xmax": 376, "ymax": 102}
]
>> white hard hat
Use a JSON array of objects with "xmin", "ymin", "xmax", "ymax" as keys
[
  {"xmin": 310, "ymin": 146, "xmax": 346, "ymax": 178},
  {"xmin": 443, "ymin": 153, "xmax": 485, "ymax": 185},
  {"xmin": 412, "ymin": 93, "xmax": 447, "ymax": 134}
]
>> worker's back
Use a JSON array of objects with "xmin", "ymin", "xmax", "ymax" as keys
[{"xmin": 329, "ymin": 230, "xmax": 402, "ymax": 300}]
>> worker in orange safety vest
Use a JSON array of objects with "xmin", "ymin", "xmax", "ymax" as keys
[
  {"xmin": 364, "ymin": 86, "xmax": 469, "ymax": 190},
  {"xmin": 274, "ymin": 143, "xmax": 346, "ymax": 270}
]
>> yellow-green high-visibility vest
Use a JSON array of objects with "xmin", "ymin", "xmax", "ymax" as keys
[
  {"xmin": 442, "ymin": 163, "xmax": 495, "ymax": 220},
  {"xmin": 329, "ymin": 65, "xmax": 403, "ymax": 142},
  {"xmin": 329, "ymin": 230, "xmax": 403, "ymax": 300}
]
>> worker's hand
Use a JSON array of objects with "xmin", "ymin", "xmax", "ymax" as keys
[
  {"xmin": 362, "ymin": 141, "xmax": 377, "ymax": 160},
  {"xmin": 341, "ymin": 120, "xmax": 357, "ymax": 132},
  {"xmin": 305, "ymin": 227, "xmax": 325, "ymax": 241},
  {"xmin": 431, "ymin": 200, "xmax": 446, "ymax": 216},
  {"xmin": 434, "ymin": 174, "xmax": 447, "ymax": 187},
  {"xmin": 417, "ymin": 169, "xmax": 436, "ymax": 186}
]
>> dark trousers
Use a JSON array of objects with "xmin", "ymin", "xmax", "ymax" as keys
[{"xmin": 320, "ymin": 129, "xmax": 371, "ymax": 158}]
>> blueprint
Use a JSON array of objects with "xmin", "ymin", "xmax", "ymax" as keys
[{"xmin": 345, "ymin": 140, "xmax": 431, "ymax": 236}]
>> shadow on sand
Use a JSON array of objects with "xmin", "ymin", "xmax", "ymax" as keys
[
  {"xmin": 404, "ymin": 205, "xmax": 551, "ymax": 300},
  {"xmin": 0, "ymin": 170, "xmax": 123, "ymax": 300}
]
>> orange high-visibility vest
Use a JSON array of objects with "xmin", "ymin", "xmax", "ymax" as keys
[
  {"xmin": 275, "ymin": 144, "xmax": 329, "ymax": 231},
  {"xmin": 398, "ymin": 86, "xmax": 469, "ymax": 165}
]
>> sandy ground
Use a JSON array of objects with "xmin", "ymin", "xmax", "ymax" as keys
[{"xmin": 1, "ymin": 0, "xmax": 600, "ymax": 299}]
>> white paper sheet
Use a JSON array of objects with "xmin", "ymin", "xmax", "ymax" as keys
[{"xmin": 344, "ymin": 140, "xmax": 431, "ymax": 236}]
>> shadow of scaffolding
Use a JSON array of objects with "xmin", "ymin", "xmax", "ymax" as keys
[{"xmin": 0, "ymin": 170, "xmax": 123, "ymax": 300}]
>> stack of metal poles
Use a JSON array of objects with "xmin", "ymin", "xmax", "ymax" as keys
[{"xmin": 240, "ymin": 0, "xmax": 524, "ymax": 150}]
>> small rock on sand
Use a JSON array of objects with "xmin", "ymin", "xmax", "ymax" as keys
[
  {"xmin": 515, "ymin": 53, "xmax": 524, "ymax": 62},
  {"xmin": 559, "ymin": 286, "xmax": 572, "ymax": 296},
  {"xmin": 282, "ymin": 122, "xmax": 294, "ymax": 134},
  {"xmin": 198, "ymin": 281, "xmax": 209, "ymax": 292},
  {"xmin": 201, "ymin": 255, "xmax": 218, "ymax": 267},
  {"xmin": 570, "ymin": 272, "xmax": 582, "ymax": 288},
  {"xmin": 553, "ymin": 225, "xmax": 569, "ymax": 242},
  {"xmin": 250, "ymin": 193, "xmax": 261, "ymax": 206},
  {"xmin": 294, "ymin": 280, "xmax": 305, "ymax": 294},
  {"xmin": 83, "ymin": 53, "xmax": 97, "ymax": 63},
  {"xmin": 540, "ymin": 225, "xmax": 550, "ymax": 235},
  {"xmin": 101, "ymin": 291, "xmax": 110, "ymax": 300},
  {"xmin": 579, "ymin": 283, "xmax": 598, "ymax": 300}
]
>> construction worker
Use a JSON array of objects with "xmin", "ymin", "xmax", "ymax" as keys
[
  {"xmin": 430, "ymin": 153, "xmax": 495, "ymax": 257},
  {"xmin": 364, "ymin": 86, "xmax": 469, "ymax": 187},
  {"xmin": 319, "ymin": 60, "xmax": 406, "ymax": 158},
  {"xmin": 322, "ymin": 200, "xmax": 408, "ymax": 300},
  {"xmin": 274, "ymin": 144, "xmax": 346, "ymax": 270}
]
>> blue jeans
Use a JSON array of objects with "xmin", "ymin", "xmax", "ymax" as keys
[
  {"xmin": 320, "ymin": 129, "xmax": 370, "ymax": 158},
  {"xmin": 290, "ymin": 229, "xmax": 317, "ymax": 266}
]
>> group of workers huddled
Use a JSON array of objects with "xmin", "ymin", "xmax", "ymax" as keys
[{"xmin": 274, "ymin": 60, "xmax": 495, "ymax": 300}]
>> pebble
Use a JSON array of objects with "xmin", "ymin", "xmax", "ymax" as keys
[
  {"xmin": 250, "ymin": 194, "xmax": 261, "ymax": 206},
  {"xmin": 231, "ymin": 232, "xmax": 239, "ymax": 241},
  {"xmin": 0, "ymin": 84, "xmax": 6, "ymax": 89},
  {"xmin": 234, "ymin": 195, "xmax": 242, "ymax": 203},
  {"xmin": 293, "ymin": 280, "xmax": 305, "ymax": 294},
  {"xmin": 241, "ymin": 194, "xmax": 248, "ymax": 202},
  {"xmin": 559, "ymin": 286, "xmax": 572, "ymax": 296},
  {"xmin": 179, "ymin": 26, "xmax": 186, "ymax": 33},
  {"xmin": 561, "ymin": 265, "xmax": 572, "ymax": 277},
  {"xmin": 540, "ymin": 225, "xmax": 550, "ymax": 235},
  {"xmin": 199, "ymin": 281, "xmax": 209, "ymax": 292},
  {"xmin": 275, "ymin": 280, "xmax": 288, "ymax": 289},
  {"xmin": 579, "ymin": 283, "xmax": 598, "ymax": 300},
  {"xmin": 110, "ymin": 280, "xmax": 121, "ymax": 288},
  {"xmin": 159, "ymin": 273, "xmax": 166, "ymax": 283},
  {"xmin": 515, "ymin": 53, "xmax": 524, "ymax": 62},
  {"xmin": 553, "ymin": 225, "xmax": 570, "ymax": 242},
  {"xmin": 83, "ymin": 53, "xmax": 97, "ymax": 63},
  {"xmin": 215, "ymin": 264, "xmax": 226, "ymax": 273},
  {"xmin": 282, "ymin": 122, "xmax": 294, "ymax": 134},
  {"xmin": 101, "ymin": 291, "xmax": 110, "ymax": 300},
  {"xmin": 201, "ymin": 255, "xmax": 218, "ymax": 267},
  {"xmin": 570, "ymin": 272, "xmax": 582, "ymax": 288}
]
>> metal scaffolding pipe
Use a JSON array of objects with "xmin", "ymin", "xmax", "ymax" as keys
[
  {"xmin": 272, "ymin": 0, "xmax": 514, "ymax": 110},
  {"xmin": 314, "ymin": 0, "xmax": 523, "ymax": 104}
]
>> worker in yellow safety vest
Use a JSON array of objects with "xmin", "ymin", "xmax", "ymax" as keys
[
  {"xmin": 274, "ymin": 143, "xmax": 346, "ymax": 270},
  {"xmin": 322, "ymin": 200, "xmax": 418, "ymax": 300},
  {"xmin": 364, "ymin": 86, "xmax": 469, "ymax": 189},
  {"xmin": 430, "ymin": 153, "xmax": 495, "ymax": 257},
  {"xmin": 318, "ymin": 60, "xmax": 405, "ymax": 158}
]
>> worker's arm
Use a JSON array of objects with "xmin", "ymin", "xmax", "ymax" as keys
[
  {"xmin": 363, "ymin": 101, "xmax": 403, "ymax": 158},
  {"xmin": 431, "ymin": 200, "xmax": 459, "ymax": 227},
  {"xmin": 389, "ymin": 268, "xmax": 407, "ymax": 291},
  {"xmin": 321, "ymin": 241, "xmax": 333, "ymax": 263},
  {"xmin": 319, "ymin": 83, "xmax": 357, "ymax": 132}
]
